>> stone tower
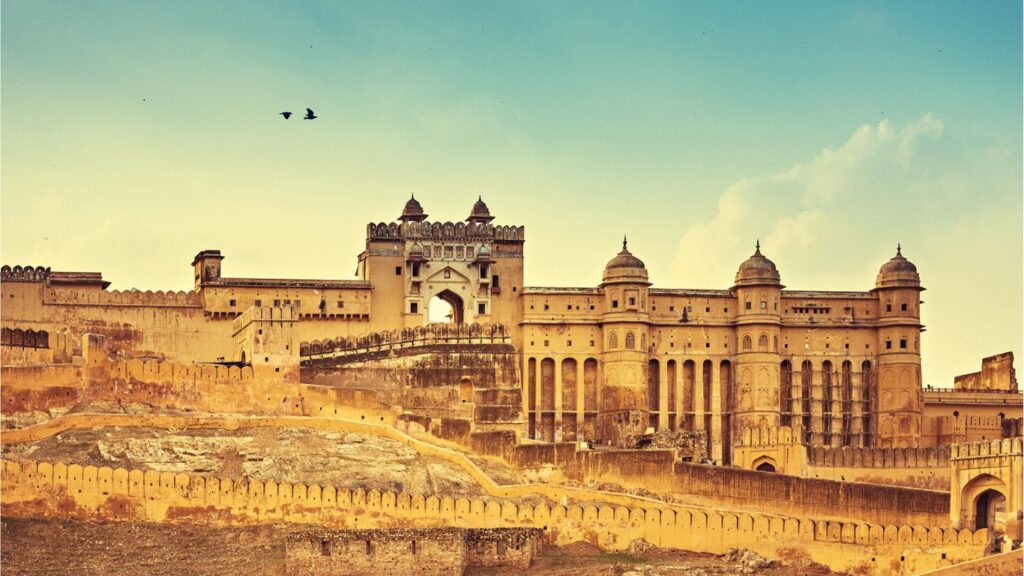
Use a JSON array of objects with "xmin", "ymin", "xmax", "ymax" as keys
[
  {"xmin": 873, "ymin": 245, "xmax": 925, "ymax": 447},
  {"xmin": 731, "ymin": 242, "xmax": 783, "ymax": 462},
  {"xmin": 598, "ymin": 238, "xmax": 651, "ymax": 447},
  {"xmin": 191, "ymin": 250, "xmax": 224, "ymax": 290}
]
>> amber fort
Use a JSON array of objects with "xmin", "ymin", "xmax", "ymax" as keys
[{"xmin": 1, "ymin": 196, "xmax": 1021, "ymax": 575}]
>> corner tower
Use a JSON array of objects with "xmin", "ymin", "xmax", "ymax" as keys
[
  {"xmin": 598, "ymin": 238, "xmax": 652, "ymax": 446},
  {"xmin": 731, "ymin": 242, "xmax": 784, "ymax": 458},
  {"xmin": 872, "ymin": 245, "xmax": 925, "ymax": 447}
]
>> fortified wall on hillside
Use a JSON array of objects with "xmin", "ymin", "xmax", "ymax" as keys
[
  {"xmin": 2, "ymin": 196, "xmax": 1023, "ymax": 574},
  {"xmin": 4, "ymin": 197, "xmax": 1016, "ymax": 454}
]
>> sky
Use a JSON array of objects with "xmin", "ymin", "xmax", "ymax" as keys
[{"xmin": 2, "ymin": 1, "xmax": 1021, "ymax": 387}]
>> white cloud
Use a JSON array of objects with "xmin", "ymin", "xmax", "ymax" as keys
[{"xmin": 672, "ymin": 114, "xmax": 1021, "ymax": 387}]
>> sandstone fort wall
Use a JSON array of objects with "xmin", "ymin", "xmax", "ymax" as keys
[{"xmin": 0, "ymin": 458, "xmax": 988, "ymax": 576}]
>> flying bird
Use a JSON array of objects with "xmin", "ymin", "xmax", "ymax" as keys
[
  {"xmin": 280, "ymin": 111, "xmax": 292, "ymax": 119},
  {"xmin": 304, "ymin": 108, "xmax": 317, "ymax": 120}
]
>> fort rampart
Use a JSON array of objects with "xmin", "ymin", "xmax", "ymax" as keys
[
  {"xmin": 470, "ymin": 431, "xmax": 950, "ymax": 526},
  {"xmin": 0, "ymin": 457, "xmax": 988, "ymax": 576}
]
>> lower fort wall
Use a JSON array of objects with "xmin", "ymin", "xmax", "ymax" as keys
[
  {"xmin": 732, "ymin": 426, "xmax": 953, "ymax": 490},
  {"xmin": 0, "ymin": 458, "xmax": 989, "ymax": 576},
  {"xmin": 469, "ymin": 431, "xmax": 949, "ymax": 526}
]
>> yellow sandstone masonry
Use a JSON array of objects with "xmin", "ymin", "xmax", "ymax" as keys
[
  {"xmin": 0, "ymin": 412, "xmax": 995, "ymax": 575},
  {"xmin": 0, "ymin": 457, "xmax": 989, "ymax": 576}
]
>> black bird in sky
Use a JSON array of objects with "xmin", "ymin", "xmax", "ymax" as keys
[
  {"xmin": 280, "ymin": 111, "xmax": 292, "ymax": 119},
  {"xmin": 304, "ymin": 108, "xmax": 317, "ymax": 120}
]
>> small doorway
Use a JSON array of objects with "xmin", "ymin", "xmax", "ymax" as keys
[
  {"xmin": 756, "ymin": 462, "xmax": 776, "ymax": 473},
  {"xmin": 974, "ymin": 489, "xmax": 1007, "ymax": 530}
]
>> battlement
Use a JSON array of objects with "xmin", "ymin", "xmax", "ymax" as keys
[
  {"xmin": 0, "ymin": 456, "xmax": 991, "ymax": 574},
  {"xmin": 808, "ymin": 445, "xmax": 952, "ymax": 468},
  {"xmin": 44, "ymin": 288, "xmax": 201, "ymax": 308},
  {"xmin": 1, "ymin": 327, "xmax": 50, "ymax": 349},
  {"xmin": 1, "ymin": 265, "xmax": 51, "ymax": 282},
  {"xmin": 300, "ymin": 323, "xmax": 512, "ymax": 358},
  {"xmin": 949, "ymin": 437, "xmax": 1023, "ymax": 460},
  {"xmin": 366, "ymin": 221, "xmax": 525, "ymax": 243}
]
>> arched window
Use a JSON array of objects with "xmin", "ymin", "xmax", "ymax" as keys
[
  {"xmin": 608, "ymin": 332, "xmax": 618, "ymax": 349},
  {"xmin": 742, "ymin": 335, "xmax": 752, "ymax": 350},
  {"xmin": 625, "ymin": 332, "xmax": 636, "ymax": 349},
  {"xmin": 641, "ymin": 332, "xmax": 646, "ymax": 350},
  {"xmin": 773, "ymin": 335, "xmax": 778, "ymax": 351},
  {"xmin": 758, "ymin": 334, "xmax": 769, "ymax": 350}
]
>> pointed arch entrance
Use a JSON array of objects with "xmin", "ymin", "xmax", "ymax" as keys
[{"xmin": 429, "ymin": 289, "xmax": 465, "ymax": 324}]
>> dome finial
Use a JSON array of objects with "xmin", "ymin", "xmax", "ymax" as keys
[
  {"xmin": 623, "ymin": 235, "xmax": 628, "ymax": 250},
  {"xmin": 466, "ymin": 196, "xmax": 494, "ymax": 223},
  {"xmin": 399, "ymin": 194, "xmax": 427, "ymax": 222},
  {"xmin": 755, "ymin": 239, "xmax": 761, "ymax": 254},
  {"xmin": 897, "ymin": 242, "xmax": 902, "ymax": 256}
]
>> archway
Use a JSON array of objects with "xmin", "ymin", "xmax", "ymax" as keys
[
  {"xmin": 751, "ymin": 455, "xmax": 778, "ymax": 473},
  {"xmin": 960, "ymin": 473, "xmax": 1008, "ymax": 530},
  {"xmin": 428, "ymin": 289, "xmax": 464, "ymax": 324},
  {"xmin": 974, "ymin": 489, "xmax": 1007, "ymax": 530}
]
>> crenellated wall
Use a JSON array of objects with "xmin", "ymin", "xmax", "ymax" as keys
[
  {"xmin": 299, "ymin": 323, "xmax": 512, "ymax": 359},
  {"xmin": 0, "ymin": 458, "xmax": 989, "ymax": 576},
  {"xmin": 45, "ymin": 288, "xmax": 201, "ymax": 307},
  {"xmin": 469, "ymin": 427, "xmax": 949, "ymax": 526},
  {"xmin": 365, "ymin": 221, "xmax": 525, "ymax": 242},
  {"xmin": 948, "ymin": 437, "xmax": 1023, "ymax": 541}
]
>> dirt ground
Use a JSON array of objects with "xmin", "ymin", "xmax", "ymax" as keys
[
  {"xmin": 468, "ymin": 540, "xmax": 841, "ymax": 576},
  {"xmin": 1, "ymin": 518, "xmax": 841, "ymax": 576},
  {"xmin": 1, "ymin": 425, "xmax": 514, "ymax": 497}
]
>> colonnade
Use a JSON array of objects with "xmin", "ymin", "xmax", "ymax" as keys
[{"xmin": 523, "ymin": 355, "xmax": 879, "ymax": 457}]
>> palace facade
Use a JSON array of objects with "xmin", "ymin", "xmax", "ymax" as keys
[{"xmin": 2, "ymin": 197, "xmax": 1013, "ymax": 462}]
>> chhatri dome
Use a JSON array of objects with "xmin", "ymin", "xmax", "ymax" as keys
[
  {"xmin": 602, "ymin": 237, "xmax": 649, "ymax": 284},
  {"xmin": 734, "ymin": 241, "xmax": 782, "ymax": 286},
  {"xmin": 466, "ymin": 196, "xmax": 495, "ymax": 223},
  {"xmin": 875, "ymin": 244, "xmax": 921, "ymax": 288},
  {"xmin": 398, "ymin": 194, "xmax": 428, "ymax": 222}
]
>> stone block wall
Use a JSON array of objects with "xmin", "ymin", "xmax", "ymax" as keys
[{"xmin": 0, "ymin": 458, "xmax": 992, "ymax": 575}]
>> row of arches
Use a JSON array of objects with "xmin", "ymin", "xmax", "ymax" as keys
[
  {"xmin": 526, "ymin": 357, "xmax": 599, "ymax": 442},
  {"xmin": 525, "ymin": 356, "xmax": 737, "ymax": 461}
]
